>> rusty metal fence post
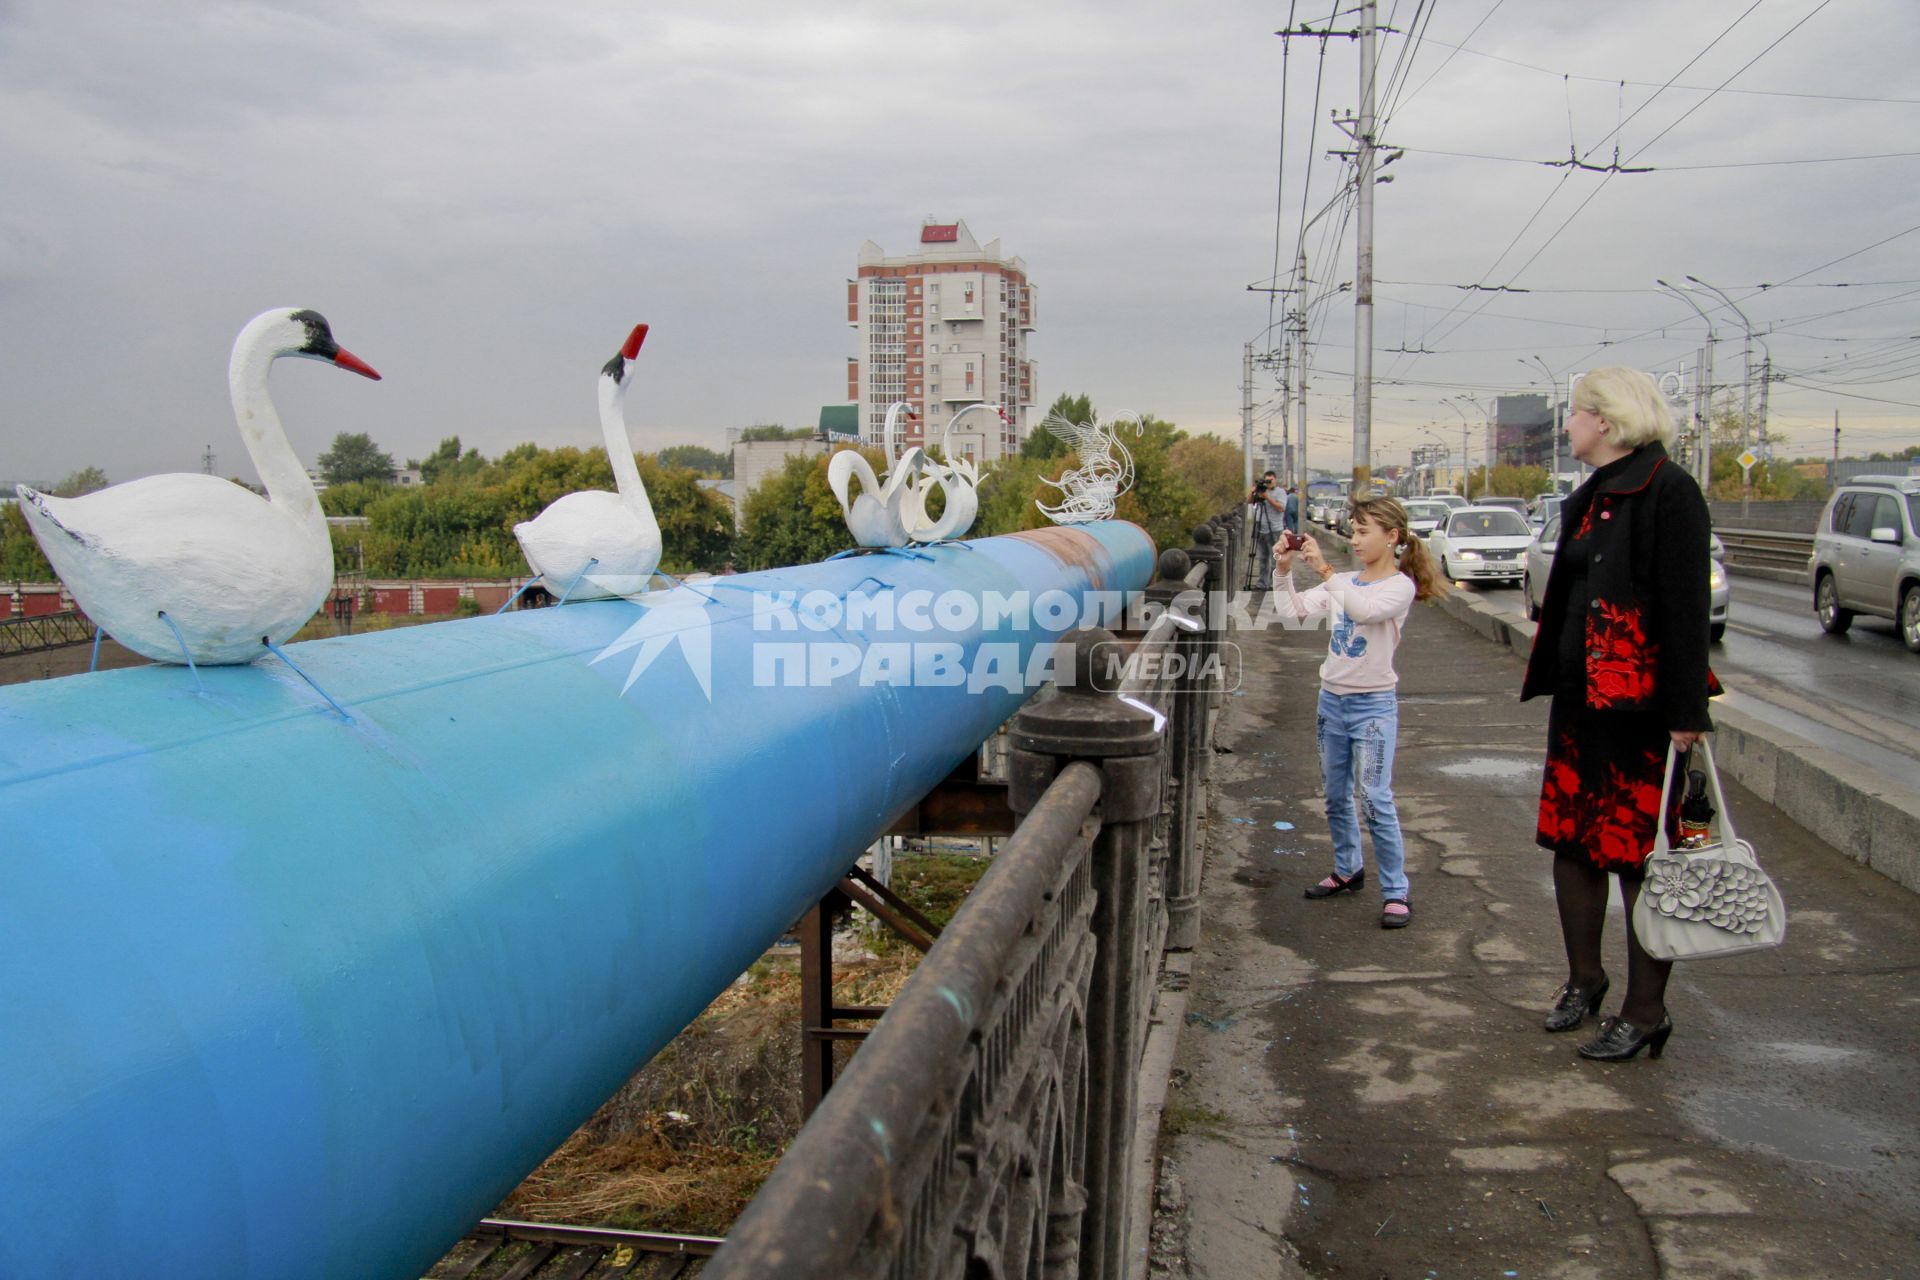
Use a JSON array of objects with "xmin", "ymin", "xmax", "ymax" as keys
[{"xmin": 1011, "ymin": 628, "xmax": 1163, "ymax": 1279}]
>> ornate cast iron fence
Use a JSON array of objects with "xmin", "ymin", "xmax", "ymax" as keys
[{"xmin": 704, "ymin": 519, "xmax": 1232, "ymax": 1280}]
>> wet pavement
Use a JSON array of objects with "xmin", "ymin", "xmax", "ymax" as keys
[{"xmin": 1153, "ymin": 575, "xmax": 1920, "ymax": 1280}]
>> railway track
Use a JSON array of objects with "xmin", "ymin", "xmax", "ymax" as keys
[{"xmin": 428, "ymin": 1219, "xmax": 720, "ymax": 1279}]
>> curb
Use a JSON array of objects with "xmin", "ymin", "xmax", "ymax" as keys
[{"xmin": 1432, "ymin": 584, "xmax": 1920, "ymax": 895}]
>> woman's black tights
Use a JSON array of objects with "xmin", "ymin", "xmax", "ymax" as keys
[{"xmin": 1553, "ymin": 854, "xmax": 1671, "ymax": 1027}]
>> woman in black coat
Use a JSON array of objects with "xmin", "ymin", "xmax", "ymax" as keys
[{"xmin": 1521, "ymin": 366, "xmax": 1718, "ymax": 1062}]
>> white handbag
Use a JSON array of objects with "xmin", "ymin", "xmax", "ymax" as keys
[{"xmin": 1631, "ymin": 739, "xmax": 1787, "ymax": 961}]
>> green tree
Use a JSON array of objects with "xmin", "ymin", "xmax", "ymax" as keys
[
  {"xmin": 1703, "ymin": 396, "xmax": 1826, "ymax": 501},
  {"xmin": 1, "ymin": 501, "xmax": 54, "ymax": 580},
  {"xmin": 319, "ymin": 480, "xmax": 392, "ymax": 517},
  {"xmin": 1468, "ymin": 464, "xmax": 1549, "ymax": 500},
  {"xmin": 53, "ymin": 466, "xmax": 109, "ymax": 497},
  {"xmin": 737, "ymin": 424, "xmax": 815, "ymax": 443},
  {"xmin": 1021, "ymin": 393, "xmax": 1095, "ymax": 460},
  {"xmin": 410, "ymin": 436, "xmax": 488, "ymax": 485},
  {"xmin": 318, "ymin": 432, "xmax": 397, "ymax": 486},
  {"xmin": 1111, "ymin": 416, "xmax": 1208, "ymax": 553},
  {"xmin": 974, "ymin": 454, "xmax": 1051, "ymax": 537},
  {"xmin": 735, "ymin": 452, "xmax": 857, "ymax": 570},
  {"xmin": 1168, "ymin": 434, "xmax": 1245, "ymax": 516},
  {"xmin": 657, "ymin": 444, "xmax": 732, "ymax": 477}
]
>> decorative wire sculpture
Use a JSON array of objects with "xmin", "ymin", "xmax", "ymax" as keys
[{"xmin": 1035, "ymin": 412, "xmax": 1139, "ymax": 524}]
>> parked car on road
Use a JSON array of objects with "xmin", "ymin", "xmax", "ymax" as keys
[
  {"xmin": 1528, "ymin": 495, "xmax": 1562, "ymax": 531},
  {"xmin": 1808, "ymin": 474, "xmax": 1920, "ymax": 653},
  {"xmin": 1402, "ymin": 499, "xmax": 1449, "ymax": 539},
  {"xmin": 1430, "ymin": 506, "xmax": 1532, "ymax": 585},
  {"xmin": 1524, "ymin": 513, "xmax": 1731, "ymax": 641}
]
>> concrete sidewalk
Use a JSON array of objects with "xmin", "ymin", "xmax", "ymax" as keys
[{"xmin": 1150, "ymin": 582, "xmax": 1920, "ymax": 1279}]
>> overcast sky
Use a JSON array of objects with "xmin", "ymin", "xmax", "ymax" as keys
[{"xmin": 4, "ymin": 0, "xmax": 1918, "ymax": 490}]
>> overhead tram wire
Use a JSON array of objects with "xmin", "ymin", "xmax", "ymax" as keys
[
  {"xmin": 1548, "ymin": 223, "xmax": 1920, "ymax": 375},
  {"xmin": 1393, "ymin": 0, "xmax": 1772, "ymax": 367},
  {"xmin": 1408, "ymin": 32, "xmax": 1920, "ymax": 107},
  {"xmin": 1263, "ymin": 0, "xmax": 1301, "ymax": 349},
  {"xmin": 1385, "ymin": 144, "xmax": 1920, "ymax": 171},
  {"xmin": 1418, "ymin": 0, "xmax": 1833, "ymax": 360}
]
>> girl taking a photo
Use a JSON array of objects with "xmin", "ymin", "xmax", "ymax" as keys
[{"xmin": 1272, "ymin": 496, "xmax": 1448, "ymax": 928}]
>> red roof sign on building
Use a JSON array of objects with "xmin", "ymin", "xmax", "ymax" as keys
[{"xmin": 921, "ymin": 224, "xmax": 959, "ymax": 243}]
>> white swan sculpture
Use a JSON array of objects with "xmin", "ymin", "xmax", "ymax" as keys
[
  {"xmin": 903, "ymin": 402, "xmax": 1000, "ymax": 542},
  {"xmin": 15, "ymin": 308, "xmax": 381, "ymax": 665},
  {"xmin": 513, "ymin": 324, "xmax": 661, "ymax": 600},
  {"xmin": 828, "ymin": 402, "xmax": 926, "ymax": 548}
]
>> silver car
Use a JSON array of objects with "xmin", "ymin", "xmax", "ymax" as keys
[
  {"xmin": 1524, "ymin": 514, "xmax": 1730, "ymax": 642},
  {"xmin": 1809, "ymin": 475, "xmax": 1920, "ymax": 653}
]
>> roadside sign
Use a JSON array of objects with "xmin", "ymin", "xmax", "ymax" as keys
[{"xmin": 1738, "ymin": 450, "xmax": 1758, "ymax": 472}]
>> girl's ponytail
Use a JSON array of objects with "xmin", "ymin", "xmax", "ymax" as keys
[{"xmin": 1396, "ymin": 531, "xmax": 1450, "ymax": 602}]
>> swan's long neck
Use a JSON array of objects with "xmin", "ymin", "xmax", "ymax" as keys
[
  {"xmin": 599, "ymin": 375, "xmax": 656, "ymax": 528},
  {"xmin": 228, "ymin": 317, "xmax": 321, "ymax": 531},
  {"xmin": 884, "ymin": 403, "xmax": 908, "ymax": 468}
]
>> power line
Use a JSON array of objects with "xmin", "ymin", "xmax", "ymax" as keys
[
  {"xmin": 1411, "ymin": 32, "xmax": 1920, "ymax": 106},
  {"xmin": 1388, "ymin": 143, "xmax": 1920, "ymax": 171},
  {"xmin": 1416, "ymin": 1, "xmax": 1834, "ymax": 360}
]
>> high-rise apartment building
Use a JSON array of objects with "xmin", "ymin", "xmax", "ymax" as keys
[{"xmin": 846, "ymin": 219, "xmax": 1036, "ymax": 462}]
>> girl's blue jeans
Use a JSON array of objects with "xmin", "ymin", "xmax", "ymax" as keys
[{"xmin": 1316, "ymin": 687, "xmax": 1409, "ymax": 901}]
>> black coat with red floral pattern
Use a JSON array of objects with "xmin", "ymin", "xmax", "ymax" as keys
[{"xmin": 1520, "ymin": 442, "xmax": 1717, "ymax": 732}]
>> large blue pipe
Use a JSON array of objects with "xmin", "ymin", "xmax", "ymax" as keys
[{"xmin": 0, "ymin": 523, "xmax": 1152, "ymax": 1280}]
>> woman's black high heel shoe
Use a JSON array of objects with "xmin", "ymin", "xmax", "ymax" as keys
[
  {"xmin": 1544, "ymin": 974, "xmax": 1609, "ymax": 1033},
  {"xmin": 1578, "ymin": 1013, "xmax": 1674, "ymax": 1061},
  {"xmin": 1303, "ymin": 869, "xmax": 1365, "ymax": 899}
]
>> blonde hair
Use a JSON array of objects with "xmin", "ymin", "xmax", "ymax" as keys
[
  {"xmin": 1349, "ymin": 494, "xmax": 1449, "ymax": 602},
  {"xmin": 1572, "ymin": 366, "xmax": 1674, "ymax": 448}
]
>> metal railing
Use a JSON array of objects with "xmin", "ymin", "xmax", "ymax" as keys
[
  {"xmin": 1716, "ymin": 527, "xmax": 1813, "ymax": 576},
  {"xmin": 703, "ymin": 517, "xmax": 1235, "ymax": 1280}
]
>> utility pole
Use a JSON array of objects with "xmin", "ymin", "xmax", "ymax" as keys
[
  {"xmin": 1350, "ymin": 0, "xmax": 1377, "ymax": 494},
  {"xmin": 1242, "ymin": 342, "xmax": 1255, "ymax": 490},
  {"xmin": 1294, "ymin": 251, "xmax": 1309, "ymax": 497},
  {"xmin": 202, "ymin": 444, "xmax": 216, "ymax": 476},
  {"xmin": 1832, "ymin": 411, "xmax": 1841, "ymax": 488}
]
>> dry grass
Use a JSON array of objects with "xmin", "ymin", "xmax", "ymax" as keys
[{"xmin": 495, "ymin": 945, "xmax": 928, "ymax": 1236}]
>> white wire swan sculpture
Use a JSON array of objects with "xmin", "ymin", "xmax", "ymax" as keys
[{"xmin": 1036, "ymin": 411, "xmax": 1139, "ymax": 524}]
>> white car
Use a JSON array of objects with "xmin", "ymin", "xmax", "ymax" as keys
[
  {"xmin": 1430, "ymin": 506, "xmax": 1533, "ymax": 585},
  {"xmin": 1402, "ymin": 499, "xmax": 1449, "ymax": 539}
]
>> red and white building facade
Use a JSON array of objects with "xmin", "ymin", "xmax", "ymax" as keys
[{"xmin": 846, "ymin": 220, "xmax": 1036, "ymax": 462}]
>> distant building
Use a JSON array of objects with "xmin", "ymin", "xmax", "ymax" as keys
[
  {"xmin": 1492, "ymin": 394, "xmax": 1554, "ymax": 469},
  {"xmin": 729, "ymin": 438, "xmax": 827, "ymax": 530},
  {"xmin": 847, "ymin": 219, "xmax": 1035, "ymax": 461},
  {"xmin": 394, "ymin": 468, "xmax": 424, "ymax": 487}
]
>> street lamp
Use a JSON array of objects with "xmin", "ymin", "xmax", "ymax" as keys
[
  {"xmin": 1519, "ymin": 356, "xmax": 1566, "ymax": 491},
  {"xmin": 1657, "ymin": 279, "xmax": 1718, "ymax": 485},
  {"xmin": 1682, "ymin": 275, "xmax": 1772, "ymax": 517},
  {"xmin": 1442, "ymin": 397, "xmax": 1484, "ymax": 497}
]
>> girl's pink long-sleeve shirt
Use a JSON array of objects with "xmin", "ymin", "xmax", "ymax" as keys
[{"xmin": 1270, "ymin": 567, "xmax": 1417, "ymax": 692}]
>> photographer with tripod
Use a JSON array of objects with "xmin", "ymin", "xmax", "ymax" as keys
[{"xmin": 1247, "ymin": 471, "xmax": 1289, "ymax": 590}]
